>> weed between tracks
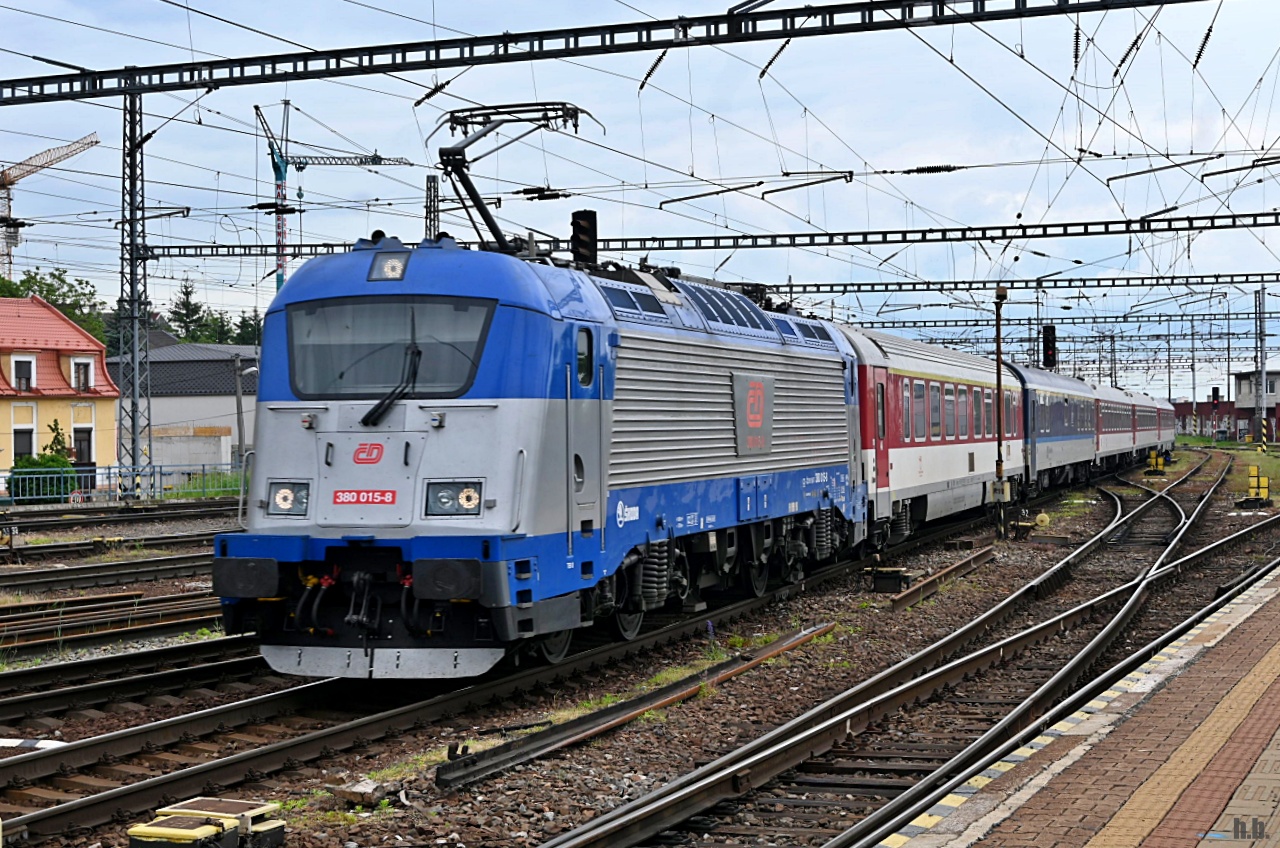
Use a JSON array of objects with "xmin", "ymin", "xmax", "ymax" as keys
[{"xmin": 81, "ymin": 545, "xmax": 180, "ymax": 563}]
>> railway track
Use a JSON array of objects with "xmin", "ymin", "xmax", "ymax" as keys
[
  {"xmin": 0, "ymin": 530, "xmax": 221, "ymax": 563},
  {"xmin": 0, "ymin": 552, "xmax": 213, "ymax": 592},
  {"xmin": 0, "ymin": 592, "xmax": 222, "ymax": 659},
  {"xmin": 0, "ymin": 499, "xmax": 236, "ymax": 534},
  {"xmin": 0, "ymin": 479, "xmax": 1128, "ymax": 841},
  {"xmin": 0, "ymin": 495, "xmax": 1040, "ymax": 841},
  {"xmin": 0, "ymin": 634, "xmax": 259, "ymax": 701},
  {"xmin": 530, "ymin": 452, "xmax": 1280, "ymax": 847}
]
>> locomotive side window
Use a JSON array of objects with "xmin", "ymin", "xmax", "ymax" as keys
[
  {"xmin": 577, "ymin": 328, "xmax": 594, "ymax": 387},
  {"xmin": 913, "ymin": 381, "xmax": 926, "ymax": 441},
  {"xmin": 632, "ymin": 291, "xmax": 666, "ymax": 315},
  {"xmin": 604, "ymin": 287, "xmax": 638, "ymax": 310},
  {"xmin": 944, "ymin": 385, "xmax": 955, "ymax": 438},
  {"xmin": 958, "ymin": 388, "xmax": 969, "ymax": 438},
  {"xmin": 929, "ymin": 383, "xmax": 942, "ymax": 439},
  {"xmin": 287, "ymin": 295, "xmax": 495, "ymax": 400}
]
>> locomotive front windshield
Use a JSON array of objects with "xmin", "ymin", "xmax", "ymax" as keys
[{"xmin": 287, "ymin": 295, "xmax": 495, "ymax": 399}]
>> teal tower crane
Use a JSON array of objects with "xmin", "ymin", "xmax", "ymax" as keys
[{"xmin": 254, "ymin": 101, "xmax": 412, "ymax": 289}]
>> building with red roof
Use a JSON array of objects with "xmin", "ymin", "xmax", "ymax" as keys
[{"xmin": 0, "ymin": 296, "xmax": 118, "ymax": 467}]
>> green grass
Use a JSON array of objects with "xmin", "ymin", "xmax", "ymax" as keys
[
  {"xmin": 164, "ymin": 470, "xmax": 244, "ymax": 500},
  {"xmin": 1228, "ymin": 450, "xmax": 1280, "ymax": 497}
]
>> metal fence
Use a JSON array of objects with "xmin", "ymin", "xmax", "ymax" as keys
[{"xmin": 1, "ymin": 463, "xmax": 245, "ymax": 505}]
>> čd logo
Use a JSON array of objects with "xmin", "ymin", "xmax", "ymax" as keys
[
  {"xmin": 746, "ymin": 380, "xmax": 766, "ymax": 429},
  {"xmin": 353, "ymin": 443, "xmax": 384, "ymax": 464}
]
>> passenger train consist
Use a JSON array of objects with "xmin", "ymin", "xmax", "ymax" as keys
[{"xmin": 213, "ymin": 233, "xmax": 1174, "ymax": 679}]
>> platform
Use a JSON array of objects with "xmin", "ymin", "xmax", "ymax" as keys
[{"xmin": 894, "ymin": 570, "xmax": 1280, "ymax": 848}]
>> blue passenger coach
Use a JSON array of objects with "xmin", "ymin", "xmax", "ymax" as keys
[
  {"xmin": 1010, "ymin": 364, "xmax": 1099, "ymax": 493},
  {"xmin": 214, "ymin": 234, "xmax": 865, "ymax": 679}
]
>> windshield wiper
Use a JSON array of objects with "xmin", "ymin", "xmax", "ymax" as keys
[{"xmin": 361, "ymin": 339, "xmax": 421, "ymax": 427}]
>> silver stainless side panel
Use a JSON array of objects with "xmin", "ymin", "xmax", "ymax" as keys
[{"xmin": 610, "ymin": 332, "xmax": 848, "ymax": 489}]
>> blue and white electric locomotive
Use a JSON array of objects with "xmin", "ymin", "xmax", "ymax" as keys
[{"xmin": 213, "ymin": 232, "xmax": 867, "ymax": 679}]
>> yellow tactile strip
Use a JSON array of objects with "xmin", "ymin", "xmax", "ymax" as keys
[
  {"xmin": 874, "ymin": 579, "xmax": 1276, "ymax": 848},
  {"xmin": 1082, "ymin": 636, "xmax": 1280, "ymax": 847}
]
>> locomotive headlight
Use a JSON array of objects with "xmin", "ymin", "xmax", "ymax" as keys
[
  {"xmin": 267, "ymin": 481, "xmax": 311, "ymax": 516},
  {"xmin": 369, "ymin": 251, "xmax": 410, "ymax": 281},
  {"xmin": 427, "ymin": 481, "xmax": 483, "ymax": 516}
]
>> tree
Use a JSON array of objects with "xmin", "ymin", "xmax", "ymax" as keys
[
  {"xmin": 43, "ymin": 419, "xmax": 71, "ymax": 459},
  {"xmin": 167, "ymin": 280, "xmax": 206, "ymax": 339},
  {"xmin": 197, "ymin": 311, "xmax": 235, "ymax": 344},
  {"xmin": 0, "ymin": 267, "xmax": 107, "ymax": 343},
  {"xmin": 234, "ymin": 308, "xmax": 263, "ymax": 346}
]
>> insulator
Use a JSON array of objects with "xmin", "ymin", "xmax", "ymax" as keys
[
  {"xmin": 1073, "ymin": 25, "xmax": 1081, "ymax": 70},
  {"xmin": 639, "ymin": 48, "xmax": 669, "ymax": 92},
  {"xmin": 1114, "ymin": 32, "xmax": 1142, "ymax": 77},
  {"xmin": 1193, "ymin": 25, "xmax": 1213, "ymax": 70},
  {"xmin": 904, "ymin": 164, "xmax": 958, "ymax": 175}
]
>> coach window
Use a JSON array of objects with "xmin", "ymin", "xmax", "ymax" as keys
[
  {"xmin": 944, "ymin": 385, "xmax": 956, "ymax": 438},
  {"xmin": 930, "ymin": 383, "xmax": 942, "ymax": 439},
  {"xmin": 876, "ymin": 383, "xmax": 886, "ymax": 440},
  {"xmin": 958, "ymin": 388, "xmax": 969, "ymax": 438},
  {"xmin": 902, "ymin": 381, "xmax": 911, "ymax": 439},
  {"xmin": 973, "ymin": 387, "xmax": 982, "ymax": 437},
  {"xmin": 576, "ymin": 328, "xmax": 593, "ymax": 387},
  {"xmin": 914, "ymin": 381, "xmax": 927, "ymax": 441},
  {"xmin": 1005, "ymin": 391, "xmax": 1015, "ymax": 437},
  {"xmin": 984, "ymin": 389, "xmax": 993, "ymax": 436}
]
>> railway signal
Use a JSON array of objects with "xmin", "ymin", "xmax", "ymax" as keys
[
  {"xmin": 1042, "ymin": 325, "xmax": 1057, "ymax": 369},
  {"xmin": 571, "ymin": 209, "xmax": 599, "ymax": 266}
]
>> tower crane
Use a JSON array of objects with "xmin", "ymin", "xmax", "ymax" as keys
[
  {"xmin": 254, "ymin": 102, "xmax": 411, "ymax": 290},
  {"xmin": 1, "ymin": 132, "xmax": 100, "ymax": 282}
]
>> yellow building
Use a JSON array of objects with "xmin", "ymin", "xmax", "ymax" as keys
[{"xmin": 0, "ymin": 296, "xmax": 117, "ymax": 468}]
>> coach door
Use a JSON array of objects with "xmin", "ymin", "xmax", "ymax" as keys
[
  {"xmin": 872, "ymin": 369, "xmax": 891, "ymax": 491},
  {"xmin": 566, "ymin": 326, "xmax": 603, "ymax": 556}
]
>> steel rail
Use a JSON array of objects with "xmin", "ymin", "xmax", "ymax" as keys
[
  {"xmin": 0, "ymin": 592, "xmax": 212, "ymax": 626},
  {"xmin": 0, "ymin": 552, "xmax": 213, "ymax": 592},
  {"xmin": 0, "ymin": 530, "xmax": 219, "ymax": 561},
  {"xmin": 0, "ymin": 634, "xmax": 257, "ymax": 696},
  {"xmin": 2, "ymin": 501, "xmax": 236, "ymax": 532},
  {"xmin": 0, "ymin": 656, "xmax": 266, "ymax": 726}
]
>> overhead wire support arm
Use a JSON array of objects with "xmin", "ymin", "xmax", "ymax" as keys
[{"xmin": 0, "ymin": 1, "xmax": 1210, "ymax": 105}]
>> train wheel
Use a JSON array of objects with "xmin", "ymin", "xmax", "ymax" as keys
[
  {"xmin": 743, "ymin": 555, "xmax": 769, "ymax": 597},
  {"xmin": 609, "ymin": 608, "xmax": 644, "ymax": 641},
  {"xmin": 536, "ymin": 629, "xmax": 573, "ymax": 665}
]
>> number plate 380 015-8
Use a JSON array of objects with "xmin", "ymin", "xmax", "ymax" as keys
[{"xmin": 332, "ymin": 489, "xmax": 397, "ymax": 505}]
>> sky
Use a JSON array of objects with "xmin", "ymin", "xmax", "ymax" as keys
[{"xmin": 1, "ymin": 0, "xmax": 1277, "ymax": 400}]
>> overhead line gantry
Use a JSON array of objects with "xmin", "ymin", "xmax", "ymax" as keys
[
  {"xmin": 145, "ymin": 209, "xmax": 1280, "ymax": 259},
  {"xmin": 0, "ymin": 1, "xmax": 1209, "ymax": 105}
]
